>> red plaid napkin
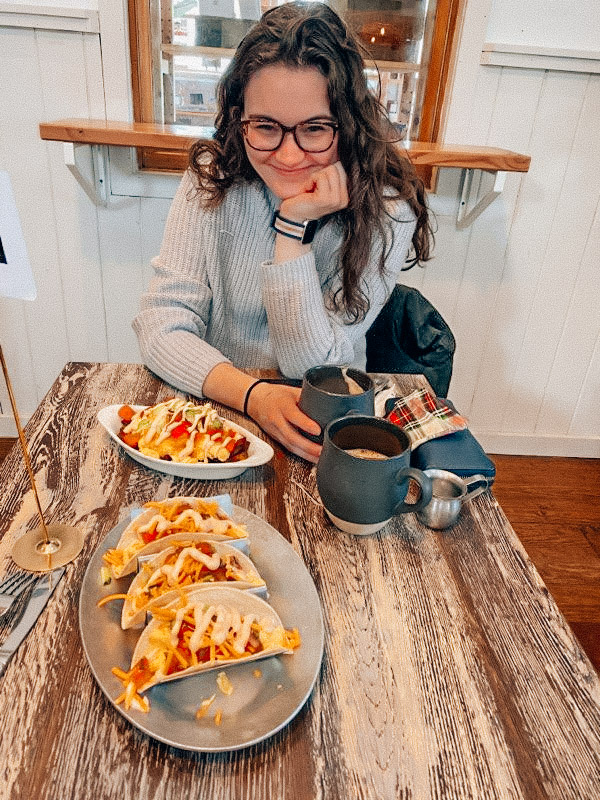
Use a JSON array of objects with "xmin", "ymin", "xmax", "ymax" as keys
[{"xmin": 386, "ymin": 389, "xmax": 468, "ymax": 448}]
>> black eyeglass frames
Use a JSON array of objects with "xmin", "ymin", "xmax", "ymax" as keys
[{"xmin": 240, "ymin": 119, "xmax": 338, "ymax": 153}]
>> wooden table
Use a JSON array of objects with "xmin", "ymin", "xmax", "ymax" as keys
[{"xmin": 0, "ymin": 363, "xmax": 599, "ymax": 800}]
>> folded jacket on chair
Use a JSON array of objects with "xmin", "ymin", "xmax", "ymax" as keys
[{"xmin": 365, "ymin": 285, "xmax": 456, "ymax": 397}]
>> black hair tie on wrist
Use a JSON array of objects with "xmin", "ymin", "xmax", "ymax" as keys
[{"xmin": 243, "ymin": 379, "xmax": 267, "ymax": 417}]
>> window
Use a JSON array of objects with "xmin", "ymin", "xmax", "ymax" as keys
[{"xmin": 128, "ymin": 0, "xmax": 461, "ymax": 179}]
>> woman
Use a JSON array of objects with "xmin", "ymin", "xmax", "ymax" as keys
[{"xmin": 134, "ymin": 2, "xmax": 432, "ymax": 462}]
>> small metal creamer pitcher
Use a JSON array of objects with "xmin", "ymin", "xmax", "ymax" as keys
[{"xmin": 416, "ymin": 469, "xmax": 489, "ymax": 529}]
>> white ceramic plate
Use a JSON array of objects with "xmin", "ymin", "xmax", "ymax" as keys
[
  {"xmin": 97, "ymin": 404, "xmax": 274, "ymax": 479},
  {"xmin": 79, "ymin": 506, "xmax": 324, "ymax": 752}
]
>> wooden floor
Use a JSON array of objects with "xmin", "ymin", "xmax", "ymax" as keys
[
  {"xmin": 490, "ymin": 454, "xmax": 600, "ymax": 672},
  {"xmin": 0, "ymin": 438, "xmax": 597, "ymax": 671}
]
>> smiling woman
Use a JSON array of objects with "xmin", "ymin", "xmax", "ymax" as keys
[{"xmin": 133, "ymin": 2, "xmax": 432, "ymax": 463}]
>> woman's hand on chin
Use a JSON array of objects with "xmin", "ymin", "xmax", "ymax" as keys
[
  {"xmin": 279, "ymin": 161, "xmax": 349, "ymax": 223},
  {"xmin": 247, "ymin": 382, "xmax": 322, "ymax": 463}
]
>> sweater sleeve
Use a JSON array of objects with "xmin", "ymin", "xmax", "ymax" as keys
[
  {"xmin": 132, "ymin": 171, "xmax": 231, "ymax": 397},
  {"xmin": 260, "ymin": 202, "xmax": 417, "ymax": 379}
]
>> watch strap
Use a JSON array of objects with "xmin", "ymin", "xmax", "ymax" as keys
[{"xmin": 271, "ymin": 211, "xmax": 318, "ymax": 244}]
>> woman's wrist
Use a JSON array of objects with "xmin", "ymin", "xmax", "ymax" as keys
[
  {"xmin": 273, "ymin": 232, "xmax": 311, "ymax": 264},
  {"xmin": 203, "ymin": 363, "xmax": 261, "ymax": 413}
]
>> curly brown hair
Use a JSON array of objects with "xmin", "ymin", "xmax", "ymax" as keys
[{"xmin": 189, "ymin": 2, "xmax": 433, "ymax": 323}]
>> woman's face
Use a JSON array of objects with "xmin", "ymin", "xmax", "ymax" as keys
[{"xmin": 242, "ymin": 64, "xmax": 339, "ymax": 200}]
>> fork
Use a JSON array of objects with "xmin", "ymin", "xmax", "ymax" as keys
[{"xmin": 0, "ymin": 572, "xmax": 39, "ymax": 620}]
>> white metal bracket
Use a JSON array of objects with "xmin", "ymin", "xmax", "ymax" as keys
[
  {"xmin": 456, "ymin": 169, "xmax": 507, "ymax": 229},
  {"xmin": 63, "ymin": 142, "xmax": 110, "ymax": 206}
]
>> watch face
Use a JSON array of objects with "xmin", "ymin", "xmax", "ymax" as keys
[{"xmin": 301, "ymin": 219, "xmax": 319, "ymax": 244}]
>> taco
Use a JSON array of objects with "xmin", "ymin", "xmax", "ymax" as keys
[
  {"xmin": 102, "ymin": 496, "xmax": 249, "ymax": 579},
  {"xmin": 120, "ymin": 540, "xmax": 266, "ymax": 629},
  {"xmin": 117, "ymin": 398, "xmax": 250, "ymax": 463},
  {"xmin": 111, "ymin": 587, "xmax": 301, "ymax": 710}
]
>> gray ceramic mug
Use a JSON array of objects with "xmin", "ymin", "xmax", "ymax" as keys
[
  {"xmin": 299, "ymin": 366, "xmax": 375, "ymax": 443},
  {"xmin": 316, "ymin": 415, "xmax": 433, "ymax": 535}
]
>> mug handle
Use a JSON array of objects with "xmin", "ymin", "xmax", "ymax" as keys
[
  {"xmin": 462, "ymin": 474, "xmax": 489, "ymax": 502},
  {"xmin": 393, "ymin": 467, "xmax": 433, "ymax": 515}
]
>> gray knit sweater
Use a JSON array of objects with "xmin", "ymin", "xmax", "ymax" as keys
[{"xmin": 133, "ymin": 170, "xmax": 416, "ymax": 397}]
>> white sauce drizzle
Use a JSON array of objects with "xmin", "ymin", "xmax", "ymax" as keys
[{"xmin": 170, "ymin": 602, "xmax": 259, "ymax": 655}]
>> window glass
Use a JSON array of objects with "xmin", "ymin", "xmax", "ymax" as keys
[{"xmin": 160, "ymin": 0, "xmax": 438, "ymax": 140}]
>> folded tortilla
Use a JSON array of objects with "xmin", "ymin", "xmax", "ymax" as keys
[
  {"xmin": 118, "ymin": 587, "xmax": 300, "ymax": 696},
  {"xmin": 102, "ymin": 496, "xmax": 249, "ymax": 579},
  {"xmin": 121, "ymin": 540, "xmax": 266, "ymax": 629}
]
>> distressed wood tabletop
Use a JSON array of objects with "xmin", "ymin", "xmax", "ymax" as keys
[{"xmin": 0, "ymin": 363, "xmax": 598, "ymax": 800}]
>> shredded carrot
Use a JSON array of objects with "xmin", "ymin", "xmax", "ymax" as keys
[
  {"xmin": 102, "ymin": 551, "xmax": 122, "ymax": 566},
  {"xmin": 111, "ymin": 666, "xmax": 130, "ymax": 681},
  {"xmin": 151, "ymin": 607, "xmax": 176, "ymax": 620},
  {"xmin": 97, "ymin": 593, "xmax": 128, "ymax": 607},
  {"xmin": 169, "ymin": 644, "xmax": 189, "ymax": 669}
]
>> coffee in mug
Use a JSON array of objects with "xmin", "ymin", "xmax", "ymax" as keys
[{"xmin": 316, "ymin": 415, "xmax": 432, "ymax": 535}]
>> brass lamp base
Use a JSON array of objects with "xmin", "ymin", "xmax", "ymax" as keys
[{"xmin": 12, "ymin": 524, "xmax": 84, "ymax": 572}]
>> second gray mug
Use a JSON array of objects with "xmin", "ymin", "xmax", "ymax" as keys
[{"xmin": 299, "ymin": 366, "xmax": 375, "ymax": 443}]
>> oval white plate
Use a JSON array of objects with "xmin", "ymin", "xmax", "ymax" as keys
[{"xmin": 97, "ymin": 404, "xmax": 274, "ymax": 479}]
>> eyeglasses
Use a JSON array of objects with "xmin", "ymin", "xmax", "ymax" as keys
[{"xmin": 240, "ymin": 118, "xmax": 338, "ymax": 153}]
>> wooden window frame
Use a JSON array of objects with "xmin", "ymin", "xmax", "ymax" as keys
[{"xmin": 128, "ymin": 0, "xmax": 463, "ymax": 185}]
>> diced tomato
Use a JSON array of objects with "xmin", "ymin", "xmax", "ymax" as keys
[
  {"xmin": 167, "ymin": 659, "xmax": 183, "ymax": 676},
  {"xmin": 205, "ymin": 428, "xmax": 222, "ymax": 437},
  {"xmin": 141, "ymin": 528, "xmax": 160, "ymax": 544},
  {"xmin": 118, "ymin": 405, "xmax": 136, "ymax": 423},
  {"xmin": 225, "ymin": 436, "xmax": 245, "ymax": 453},
  {"xmin": 170, "ymin": 421, "xmax": 190, "ymax": 438},
  {"xmin": 196, "ymin": 647, "xmax": 210, "ymax": 663},
  {"xmin": 198, "ymin": 542, "xmax": 213, "ymax": 555},
  {"xmin": 130, "ymin": 658, "xmax": 153, "ymax": 690}
]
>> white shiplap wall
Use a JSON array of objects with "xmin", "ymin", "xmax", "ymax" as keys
[{"xmin": 0, "ymin": 0, "xmax": 598, "ymax": 456}]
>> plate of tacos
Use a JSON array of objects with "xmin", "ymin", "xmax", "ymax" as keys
[
  {"xmin": 79, "ymin": 502, "xmax": 324, "ymax": 752},
  {"xmin": 97, "ymin": 398, "xmax": 274, "ymax": 479}
]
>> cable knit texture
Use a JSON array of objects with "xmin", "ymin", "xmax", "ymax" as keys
[{"xmin": 133, "ymin": 170, "xmax": 416, "ymax": 394}]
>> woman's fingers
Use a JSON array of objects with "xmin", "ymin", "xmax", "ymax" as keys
[
  {"xmin": 310, "ymin": 162, "xmax": 348, "ymax": 210},
  {"xmin": 247, "ymin": 383, "xmax": 322, "ymax": 463},
  {"xmin": 280, "ymin": 161, "xmax": 349, "ymax": 222},
  {"xmin": 275, "ymin": 419, "xmax": 322, "ymax": 463}
]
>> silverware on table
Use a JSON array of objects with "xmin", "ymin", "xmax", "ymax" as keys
[
  {"xmin": 0, "ymin": 572, "xmax": 39, "ymax": 620},
  {"xmin": 0, "ymin": 567, "xmax": 65, "ymax": 677}
]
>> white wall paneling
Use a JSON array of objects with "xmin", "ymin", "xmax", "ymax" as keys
[
  {"xmin": 0, "ymin": 22, "xmax": 106, "ymax": 433},
  {"xmin": 0, "ymin": 26, "xmax": 71, "ymax": 420},
  {"xmin": 1, "ymin": 0, "xmax": 599, "ymax": 455},
  {"xmin": 0, "ymin": 3, "xmax": 99, "ymax": 33},
  {"xmin": 485, "ymin": 0, "xmax": 600, "ymax": 53}
]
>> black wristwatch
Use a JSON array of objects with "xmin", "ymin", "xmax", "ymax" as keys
[{"xmin": 271, "ymin": 211, "xmax": 319, "ymax": 244}]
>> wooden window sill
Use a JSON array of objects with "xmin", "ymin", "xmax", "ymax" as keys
[{"xmin": 39, "ymin": 119, "xmax": 531, "ymax": 173}]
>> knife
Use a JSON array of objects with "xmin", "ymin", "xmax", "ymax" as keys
[{"xmin": 0, "ymin": 567, "xmax": 65, "ymax": 677}]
